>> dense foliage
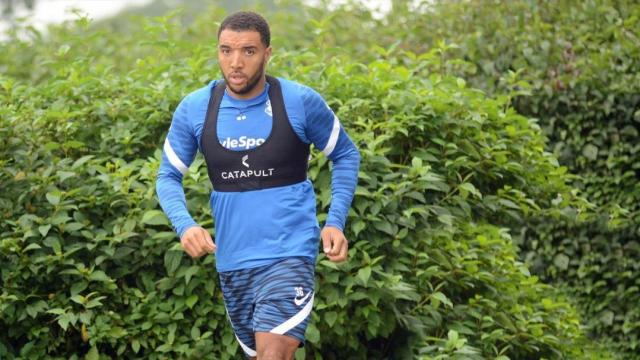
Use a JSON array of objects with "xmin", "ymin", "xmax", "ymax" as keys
[
  {"xmin": 368, "ymin": 1, "xmax": 640, "ymax": 356},
  {"xmin": 0, "ymin": 2, "xmax": 624, "ymax": 359},
  {"xmin": 279, "ymin": 0, "xmax": 640, "ymax": 356}
]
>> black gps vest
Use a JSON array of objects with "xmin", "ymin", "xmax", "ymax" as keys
[{"xmin": 201, "ymin": 75, "xmax": 310, "ymax": 192}]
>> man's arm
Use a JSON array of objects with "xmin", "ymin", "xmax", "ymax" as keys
[
  {"xmin": 156, "ymin": 96, "xmax": 215, "ymax": 258},
  {"xmin": 302, "ymin": 87, "xmax": 361, "ymax": 262}
]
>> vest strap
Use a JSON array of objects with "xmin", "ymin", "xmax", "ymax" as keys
[{"xmin": 200, "ymin": 76, "xmax": 310, "ymax": 192}]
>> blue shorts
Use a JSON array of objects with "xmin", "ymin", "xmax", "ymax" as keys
[{"xmin": 218, "ymin": 257, "xmax": 316, "ymax": 357}]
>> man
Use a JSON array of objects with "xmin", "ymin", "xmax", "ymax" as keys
[{"xmin": 155, "ymin": 10, "xmax": 360, "ymax": 360}]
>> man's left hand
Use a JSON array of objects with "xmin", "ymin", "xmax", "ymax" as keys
[{"xmin": 321, "ymin": 226, "xmax": 348, "ymax": 262}]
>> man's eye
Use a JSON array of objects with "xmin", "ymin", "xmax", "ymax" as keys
[{"xmin": 245, "ymin": 49, "xmax": 255, "ymax": 55}]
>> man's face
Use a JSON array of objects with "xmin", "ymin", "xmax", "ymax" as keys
[{"xmin": 218, "ymin": 29, "xmax": 272, "ymax": 99}]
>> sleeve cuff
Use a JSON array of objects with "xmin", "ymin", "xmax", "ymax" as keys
[
  {"xmin": 177, "ymin": 221, "xmax": 199, "ymax": 239},
  {"xmin": 323, "ymin": 222, "xmax": 344, "ymax": 232}
]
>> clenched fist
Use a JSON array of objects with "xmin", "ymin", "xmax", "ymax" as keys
[
  {"xmin": 180, "ymin": 226, "xmax": 216, "ymax": 258},
  {"xmin": 321, "ymin": 226, "xmax": 349, "ymax": 262}
]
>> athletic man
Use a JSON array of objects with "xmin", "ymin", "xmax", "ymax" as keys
[{"xmin": 155, "ymin": 11, "xmax": 360, "ymax": 360}]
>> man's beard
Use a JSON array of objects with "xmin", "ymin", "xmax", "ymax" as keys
[{"xmin": 223, "ymin": 60, "xmax": 265, "ymax": 96}]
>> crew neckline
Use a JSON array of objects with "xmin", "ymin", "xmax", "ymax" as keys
[{"xmin": 222, "ymin": 82, "xmax": 271, "ymax": 108}]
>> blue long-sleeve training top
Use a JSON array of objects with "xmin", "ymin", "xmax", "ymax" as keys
[{"xmin": 156, "ymin": 78, "xmax": 360, "ymax": 272}]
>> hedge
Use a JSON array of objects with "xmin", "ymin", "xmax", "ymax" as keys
[
  {"xmin": 0, "ymin": 3, "xmax": 614, "ymax": 359},
  {"xmin": 291, "ymin": 0, "xmax": 640, "ymax": 356}
]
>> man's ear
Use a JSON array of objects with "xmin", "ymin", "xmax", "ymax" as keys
[{"xmin": 265, "ymin": 46, "xmax": 272, "ymax": 64}]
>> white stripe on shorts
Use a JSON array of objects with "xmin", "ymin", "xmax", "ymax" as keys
[
  {"xmin": 236, "ymin": 334, "xmax": 257, "ymax": 357},
  {"xmin": 224, "ymin": 303, "xmax": 257, "ymax": 357},
  {"xmin": 270, "ymin": 292, "xmax": 314, "ymax": 335}
]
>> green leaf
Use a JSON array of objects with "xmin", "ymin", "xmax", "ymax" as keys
[
  {"xmin": 38, "ymin": 225, "xmax": 51, "ymax": 237},
  {"xmin": 373, "ymin": 221, "xmax": 394, "ymax": 235},
  {"xmin": 167, "ymin": 323, "xmax": 177, "ymax": 344},
  {"xmin": 108, "ymin": 326, "xmax": 127, "ymax": 339},
  {"xmin": 88, "ymin": 270, "xmax": 110, "ymax": 282},
  {"xmin": 70, "ymin": 281, "xmax": 88, "ymax": 296},
  {"xmin": 72, "ymin": 155, "xmax": 94, "ymax": 168},
  {"xmin": 46, "ymin": 191, "xmax": 61, "ymax": 206},
  {"xmin": 85, "ymin": 345, "xmax": 99, "ymax": 360},
  {"xmin": 352, "ymin": 220, "xmax": 366, "ymax": 237},
  {"xmin": 319, "ymin": 259, "xmax": 339, "ymax": 270},
  {"xmin": 141, "ymin": 210, "xmax": 169, "ymax": 226},
  {"xmin": 57, "ymin": 171, "xmax": 76, "ymax": 182},
  {"xmin": 582, "ymin": 143, "xmax": 598, "ymax": 160},
  {"xmin": 64, "ymin": 222, "xmax": 85, "ymax": 232},
  {"xmin": 324, "ymin": 311, "xmax": 338, "ymax": 327},
  {"xmin": 184, "ymin": 265, "xmax": 199, "ymax": 285},
  {"xmin": 57, "ymin": 312, "xmax": 76, "ymax": 331},
  {"xmin": 164, "ymin": 250, "xmax": 182, "ymax": 274},
  {"xmin": 85, "ymin": 298, "xmax": 105, "ymax": 309},
  {"xmin": 43, "ymin": 237, "xmax": 62, "ymax": 254},
  {"xmin": 191, "ymin": 326, "xmax": 201, "ymax": 340},
  {"xmin": 25, "ymin": 300, "xmax": 48, "ymax": 318},
  {"xmin": 357, "ymin": 266, "xmax": 372, "ymax": 286},
  {"xmin": 23, "ymin": 243, "xmax": 42, "ymax": 252},
  {"xmin": 437, "ymin": 214, "xmax": 454, "ymax": 226},
  {"xmin": 57, "ymin": 44, "xmax": 71, "ymax": 56},
  {"xmin": 131, "ymin": 340, "xmax": 141, "ymax": 354},
  {"xmin": 459, "ymin": 182, "xmax": 482, "ymax": 199},
  {"xmin": 64, "ymin": 140, "xmax": 85, "ymax": 149},
  {"xmin": 156, "ymin": 343, "xmax": 172, "ymax": 352},
  {"xmin": 44, "ymin": 142, "xmax": 60, "ymax": 151},
  {"xmin": 553, "ymin": 253, "xmax": 570, "ymax": 271},
  {"xmin": 495, "ymin": 312, "xmax": 517, "ymax": 332},
  {"xmin": 431, "ymin": 292, "xmax": 453, "ymax": 308},
  {"xmin": 70, "ymin": 295, "xmax": 85, "ymax": 305},
  {"xmin": 19, "ymin": 341, "xmax": 35, "ymax": 357},
  {"xmin": 185, "ymin": 295, "xmax": 198, "ymax": 309},
  {"xmin": 78, "ymin": 312, "xmax": 92, "ymax": 324},
  {"xmin": 47, "ymin": 308, "xmax": 66, "ymax": 315},
  {"xmin": 306, "ymin": 323, "xmax": 320, "ymax": 344},
  {"xmin": 601, "ymin": 310, "xmax": 614, "ymax": 326}
]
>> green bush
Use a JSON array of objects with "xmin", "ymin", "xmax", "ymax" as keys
[
  {"xmin": 303, "ymin": 1, "xmax": 640, "ymax": 356},
  {"xmin": 377, "ymin": 1, "xmax": 640, "ymax": 356},
  {"xmin": 0, "ymin": 4, "xmax": 612, "ymax": 359}
]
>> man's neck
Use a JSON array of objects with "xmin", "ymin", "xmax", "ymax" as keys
[{"xmin": 226, "ymin": 75, "xmax": 267, "ymax": 100}]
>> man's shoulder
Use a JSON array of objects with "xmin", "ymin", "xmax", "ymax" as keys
[
  {"xmin": 276, "ymin": 77, "xmax": 311, "ymax": 94},
  {"xmin": 276, "ymin": 77, "xmax": 324, "ymax": 106}
]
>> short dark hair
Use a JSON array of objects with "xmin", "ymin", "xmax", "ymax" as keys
[{"xmin": 217, "ymin": 11, "xmax": 271, "ymax": 47}]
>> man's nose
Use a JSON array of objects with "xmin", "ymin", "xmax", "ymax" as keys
[{"xmin": 230, "ymin": 51, "xmax": 243, "ymax": 69}]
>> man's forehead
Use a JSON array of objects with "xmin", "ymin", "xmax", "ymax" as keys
[{"xmin": 218, "ymin": 29, "xmax": 263, "ymax": 46}]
